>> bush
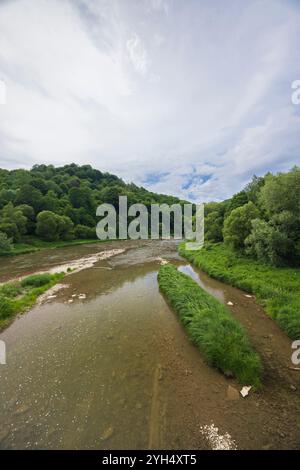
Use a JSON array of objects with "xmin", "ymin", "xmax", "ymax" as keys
[
  {"xmin": 74, "ymin": 224, "xmax": 96, "ymax": 239},
  {"xmin": 158, "ymin": 264, "xmax": 262, "ymax": 388},
  {"xmin": 21, "ymin": 273, "xmax": 53, "ymax": 288},
  {"xmin": 0, "ymin": 231, "xmax": 13, "ymax": 252},
  {"xmin": 0, "ymin": 296, "xmax": 14, "ymax": 319}
]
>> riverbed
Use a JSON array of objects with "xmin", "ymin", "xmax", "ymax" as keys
[{"xmin": 0, "ymin": 240, "xmax": 299, "ymax": 449}]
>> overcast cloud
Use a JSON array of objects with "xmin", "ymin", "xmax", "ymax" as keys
[{"xmin": 0, "ymin": 0, "xmax": 300, "ymax": 201}]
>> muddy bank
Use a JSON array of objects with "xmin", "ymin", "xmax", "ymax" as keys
[{"xmin": 0, "ymin": 240, "xmax": 299, "ymax": 449}]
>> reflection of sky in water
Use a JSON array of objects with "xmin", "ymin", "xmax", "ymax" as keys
[{"xmin": 178, "ymin": 265, "xmax": 225, "ymax": 303}]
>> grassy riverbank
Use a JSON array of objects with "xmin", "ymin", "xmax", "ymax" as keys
[
  {"xmin": 179, "ymin": 243, "xmax": 300, "ymax": 339},
  {"xmin": 0, "ymin": 237, "xmax": 104, "ymax": 257},
  {"xmin": 158, "ymin": 264, "xmax": 262, "ymax": 388},
  {"xmin": 0, "ymin": 272, "xmax": 64, "ymax": 330}
]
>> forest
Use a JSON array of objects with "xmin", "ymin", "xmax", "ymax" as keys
[
  {"xmin": 204, "ymin": 166, "xmax": 300, "ymax": 267},
  {"xmin": 0, "ymin": 163, "xmax": 183, "ymax": 252},
  {"xmin": 0, "ymin": 164, "xmax": 299, "ymax": 267}
]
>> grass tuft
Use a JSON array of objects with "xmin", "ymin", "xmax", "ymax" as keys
[
  {"xmin": 0, "ymin": 272, "xmax": 64, "ymax": 330},
  {"xmin": 179, "ymin": 242, "xmax": 300, "ymax": 340},
  {"xmin": 158, "ymin": 264, "xmax": 262, "ymax": 388}
]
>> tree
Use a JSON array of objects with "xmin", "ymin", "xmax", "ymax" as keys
[
  {"xmin": 15, "ymin": 184, "xmax": 43, "ymax": 213},
  {"xmin": 205, "ymin": 211, "xmax": 224, "ymax": 242},
  {"xmin": 36, "ymin": 211, "xmax": 60, "ymax": 241},
  {"xmin": 0, "ymin": 232, "xmax": 13, "ymax": 252},
  {"xmin": 245, "ymin": 175, "xmax": 265, "ymax": 203},
  {"xmin": 259, "ymin": 167, "xmax": 300, "ymax": 217},
  {"xmin": 69, "ymin": 186, "xmax": 93, "ymax": 210},
  {"xmin": 17, "ymin": 204, "xmax": 36, "ymax": 234},
  {"xmin": 225, "ymin": 191, "xmax": 248, "ymax": 215},
  {"xmin": 74, "ymin": 224, "xmax": 96, "ymax": 239},
  {"xmin": 57, "ymin": 215, "xmax": 74, "ymax": 240},
  {"xmin": 245, "ymin": 218, "xmax": 295, "ymax": 266},
  {"xmin": 36, "ymin": 211, "xmax": 74, "ymax": 241},
  {"xmin": 223, "ymin": 202, "xmax": 260, "ymax": 251},
  {"xmin": 0, "ymin": 203, "xmax": 28, "ymax": 241}
]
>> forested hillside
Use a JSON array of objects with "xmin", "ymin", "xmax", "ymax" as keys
[
  {"xmin": 0, "ymin": 164, "xmax": 183, "ymax": 251},
  {"xmin": 204, "ymin": 167, "xmax": 300, "ymax": 267}
]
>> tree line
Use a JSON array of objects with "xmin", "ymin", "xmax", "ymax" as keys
[
  {"xmin": 0, "ymin": 163, "xmax": 183, "ymax": 251},
  {"xmin": 204, "ymin": 167, "xmax": 300, "ymax": 266}
]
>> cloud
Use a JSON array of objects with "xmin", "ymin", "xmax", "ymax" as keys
[
  {"xmin": 0, "ymin": 0, "xmax": 300, "ymax": 202},
  {"xmin": 126, "ymin": 33, "xmax": 150, "ymax": 76}
]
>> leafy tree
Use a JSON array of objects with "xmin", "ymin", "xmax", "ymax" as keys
[
  {"xmin": 17, "ymin": 204, "xmax": 36, "ymax": 234},
  {"xmin": 223, "ymin": 202, "xmax": 260, "ymax": 251},
  {"xmin": 69, "ymin": 186, "xmax": 93, "ymax": 210},
  {"xmin": 57, "ymin": 215, "xmax": 74, "ymax": 240},
  {"xmin": 245, "ymin": 219, "xmax": 295, "ymax": 266},
  {"xmin": 245, "ymin": 175, "xmax": 265, "ymax": 203},
  {"xmin": 0, "ymin": 203, "xmax": 28, "ymax": 241},
  {"xmin": 0, "ymin": 222, "xmax": 19, "ymax": 242},
  {"xmin": 0, "ymin": 189, "xmax": 16, "ymax": 209},
  {"xmin": 205, "ymin": 211, "xmax": 224, "ymax": 242},
  {"xmin": 225, "ymin": 191, "xmax": 248, "ymax": 215},
  {"xmin": 74, "ymin": 224, "xmax": 96, "ymax": 239},
  {"xmin": 36, "ymin": 211, "xmax": 60, "ymax": 241},
  {"xmin": 15, "ymin": 184, "xmax": 43, "ymax": 213},
  {"xmin": 0, "ymin": 231, "xmax": 13, "ymax": 252},
  {"xmin": 259, "ymin": 167, "xmax": 300, "ymax": 217}
]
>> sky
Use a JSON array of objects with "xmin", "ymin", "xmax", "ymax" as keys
[{"xmin": 0, "ymin": 0, "xmax": 300, "ymax": 202}]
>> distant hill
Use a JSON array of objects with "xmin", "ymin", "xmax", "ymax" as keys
[{"xmin": 0, "ymin": 163, "xmax": 185, "ymax": 245}]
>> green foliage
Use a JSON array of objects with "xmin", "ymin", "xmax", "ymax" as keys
[
  {"xmin": 20, "ymin": 273, "xmax": 53, "ymax": 288},
  {"xmin": 205, "ymin": 211, "xmax": 224, "ymax": 242},
  {"xmin": 225, "ymin": 190, "xmax": 248, "ymax": 214},
  {"xmin": 180, "ymin": 243, "xmax": 300, "ymax": 339},
  {"xmin": 204, "ymin": 167, "xmax": 300, "ymax": 267},
  {"xmin": 245, "ymin": 217, "xmax": 297, "ymax": 266},
  {"xmin": 74, "ymin": 224, "xmax": 96, "ymax": 239},
  {"xmin": 36, "ymin": 211, "xmax": 74, "ymax": 241},
  {"xmin": 0, "ymin": 163, "xmax": 184, "ymax": 248},
  {"xmin": 259, "ymin": 167, "xmax": 300, "ymax": 217},
  {"xmin": 223, "ymin": 201, "xmax": 260, "ymax": 251},
  {"xmin": 244, "ymin": 175, "xmax": 265, "ymax": 204},
  {"xmin": 0, "ymin": 272, "xmax": 64, "ymax": 329},
  {"xmin": 0, "ymin": 231, "xmax": 13, "ymax": 252},
  {"xmin": 158, "ymin": 264, "xmax": 262, "ymax": 388}
]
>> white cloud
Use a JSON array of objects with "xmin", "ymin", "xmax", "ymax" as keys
[
  {"xmin": 0, "ymin": 0, "xmax": 300, "ymax": 201},
  {"xmin": 126, "ymin": 33, "xmax": 150, "ymax": 76}
]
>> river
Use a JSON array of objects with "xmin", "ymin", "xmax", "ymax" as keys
[{"xmin": 0, "ymin": 240, "xmax": 299, "ymax": 449}]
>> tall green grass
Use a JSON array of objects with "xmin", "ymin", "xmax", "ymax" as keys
[
  {"xmin": 158, "ymin": 264, "xmax": 262, "ymax": 388},
  {"xmin": 179, "ymin": 242, "xmax": 300, "ymax": 339},
  {"xmin": 0, "ymin": 272, "xmax": 64, "ymax": 330}
]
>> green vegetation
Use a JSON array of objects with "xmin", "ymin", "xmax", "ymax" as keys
[
  {"xmin": 204, "ymin": 167, "xmax": 300, "ymax": 267},
  {"xmin": 196, "ymin": 166, "xmax": 300, "ymax": 339},
  {"xmin": 179, "ymin": 243, "xmax": 300, "ymax": 339},
  {"xmin": 158, "ymin": 264, "xmax": 262, "ymax": 388},
  {"xmin": 0, "ymin": 272, "xmax": 64, "ymax": 330},
  {"xmin": 0, "ymin": 236, "xmax": 109, "ymax": 257},
  {"xmin": 0, "ymin": 164, "xmax": 184, "ymax": 254}
]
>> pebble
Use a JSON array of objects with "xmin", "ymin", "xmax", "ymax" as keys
[{"xmin": 100, "ymin": 426, "xmax": 114, "ymax": 441}]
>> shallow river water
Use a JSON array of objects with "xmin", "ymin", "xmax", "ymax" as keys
[{"xmin": 0, "ymin": 240, "xmax": 299, "ymax": 450}]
